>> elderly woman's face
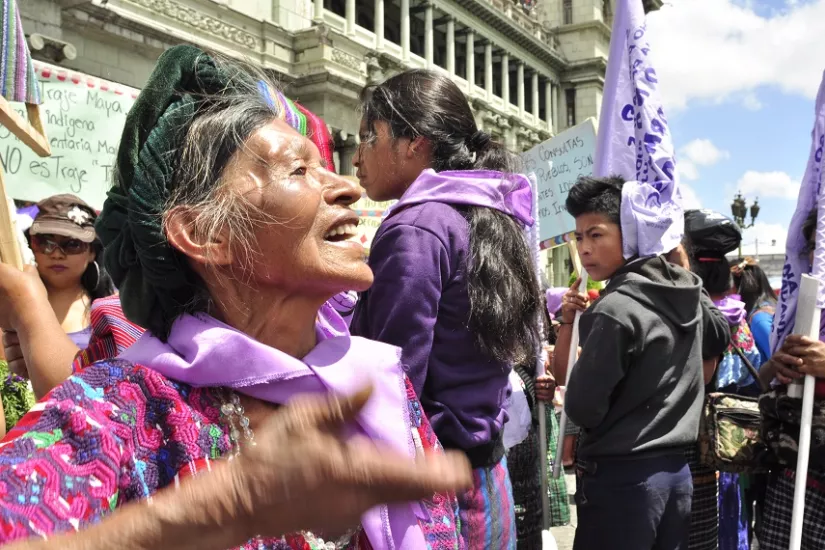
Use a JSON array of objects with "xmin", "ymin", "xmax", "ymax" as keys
[{"xmin": 223, "ymin": 119, "xmax": 372, "ymax": 296}]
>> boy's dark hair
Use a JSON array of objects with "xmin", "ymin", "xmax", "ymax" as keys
[{"xmin": 565, "ymin": 175, "xmax": 626, "ymax": 224}]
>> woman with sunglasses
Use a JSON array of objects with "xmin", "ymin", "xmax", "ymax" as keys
[{"xmin": 3, "ymin": 194, "xmax": 115, "ymax": 397}]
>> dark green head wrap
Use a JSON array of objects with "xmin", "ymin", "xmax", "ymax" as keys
[{"xmin": 96, "ymin": 45, "xmax": 233, "ymax": 334}]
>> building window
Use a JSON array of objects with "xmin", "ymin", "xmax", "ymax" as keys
[
  {"xmin": 325, "ymin": 0, "xmax": 345, "ymax": 17},
  {"xmin": 563, "ymin": 0, "xmax": 573, "ymax": 25},
  {"xmin": 603, "ymin": 0, "xmax": 613, "ymax": 24},
  {"xmin": 539, "ymin": 81, "xmax": 547, "ymax": 121},
  {"xmin": 566, "ymin": 88, "xmax": 576, "ymax": 127}
]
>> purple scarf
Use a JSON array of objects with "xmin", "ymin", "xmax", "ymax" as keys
[
  {"xmin": 385, "ymin": 169, "xmax": 535, "ymax": 226},
  {"xmin": 120, "ymin": 313, "xmax": 426, "ymax": 550},
  {"xmin": 713, "ymin": 295, "xmax": 746, "ymax": 327}
]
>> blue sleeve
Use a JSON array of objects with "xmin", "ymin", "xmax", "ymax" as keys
[
  {"xmin": 351, "ymin": 224, "xmax": 449, "ymax": 396},
  {"xmin": 750, "ymin": 311, "xmax": 774, "ymax": 365}
]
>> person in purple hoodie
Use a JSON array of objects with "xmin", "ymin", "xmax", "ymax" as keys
[{"xmin": 350, "ymin": 69, "xmax": 541, "ymax": 549}]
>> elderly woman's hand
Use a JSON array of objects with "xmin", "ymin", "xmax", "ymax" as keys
[{"xmin": 231, "ymin": 384, "xmax": 473, "ymax": 539}]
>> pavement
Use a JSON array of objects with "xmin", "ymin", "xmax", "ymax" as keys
[{"xmin": 548, "ymin": 471, "xmax": 577, "ymax": 550}]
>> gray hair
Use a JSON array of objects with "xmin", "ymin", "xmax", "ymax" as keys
[{"xmin": 159, "ymin": 58, "xmax": 285, "ymax": 332}]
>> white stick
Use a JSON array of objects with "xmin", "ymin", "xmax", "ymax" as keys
[
  {"xmin": 526, "ymin": 170, "xmax": 552, "ymax": 530},
  {"xmin": 788, "ymin": 274, "xmax": 822, "ymax": 550},
  {"xmin": 552, "ymin": 271, "xmax": 588, "ymax": 479},
  {"xmin": 538, "ymin": 376, "xmax": 550, "ymax": 529}
]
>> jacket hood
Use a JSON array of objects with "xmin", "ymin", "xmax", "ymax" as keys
[
  {"xmin": 603, "ymin": 256, "xmax": 703, "ymax": 331},
  {"xmin": 385, "ymin": 169, "xmax": 534, "ymax": 226}
]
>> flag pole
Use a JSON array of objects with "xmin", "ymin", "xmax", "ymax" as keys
[
  {"xmin": 788, "ymin": 274, "xmax": 822, "ymax": 550},
  {"xmin": 552, "ymin": 268, "xmax": 587, "ymax": 479},
  {"xmin": 528, "ymin": 172, "xmax": 553, "ymax": 530}
]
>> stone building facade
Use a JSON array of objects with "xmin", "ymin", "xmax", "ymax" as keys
[
  {"xmin": 22, "ymin": 0, "xmax": 660, "ymax": 282},
  {"xmin": 22, "ymin": 0, "xmax": 659, "ymax": 177}
]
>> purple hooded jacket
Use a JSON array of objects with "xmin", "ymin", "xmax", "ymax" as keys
[{"xmin": 351, "ymin": 169, "xmax": 534, "ymax": 457}]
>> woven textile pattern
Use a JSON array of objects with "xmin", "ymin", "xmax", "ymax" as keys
[
  {"xmin": 685, "ymin": 444, "xmax": 719, "ymax": 550},
  {"xmin": 759, "ymin": 468, "xmax": 825, "ymax": 550},
  {"xmin": 73, "ymin": 296, "xmax": 145, "ymax": 372},
  {"xmin": 0, "ymin": 361, "xmax": 461, "ymax": 549},
  {"xmin": 458, "ymin": 456, "xmax": 516, "ymax": 549},
  {"xmin": 0, "ymin": 0, "xmax": 40, "ymax": 104}
]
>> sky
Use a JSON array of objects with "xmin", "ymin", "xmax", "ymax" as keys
[{"xmin": 644, "ymin": 0, "xmax": 825, "ymax": 255}]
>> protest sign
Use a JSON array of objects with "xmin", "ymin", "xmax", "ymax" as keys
[
  {"xmin": 0, "ymin": 62, "xmax": 138, "ymax": 210},
  {"xmin": 521, "ymin": 118, "xmax": 597, "ymax": 248}
]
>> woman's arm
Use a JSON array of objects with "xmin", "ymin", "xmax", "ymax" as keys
[
  {"xmin": 0, "ymin": 264, "xmax": 78, "ymax": 399},
  {"xmin": 3, "ymin": 461, "xmax": 253, "ymax": 550},
  {"xmin": 1, "ymin": 385, "xmax": 472, "ymax": 550},
  {"xmin": 5, "ymin": 314, "xmax": 78, "ymax": 399},
  {"xmin": 0, "ymin": 394, "xmax": 6, "ymax": 439},
  {"xmin": 350, "ymin": 224, "xmax": 447, "ymax": 395},
  {"xmin": 551, "ymin": 324, "xmax": 574, "ymax": 384}
]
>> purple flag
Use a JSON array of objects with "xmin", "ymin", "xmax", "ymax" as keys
[
  {"xmin": 595, "ymin": 0, "xmax": 682, "ymax": 259},
  {"xmin": 771, "ymin": 70, "xmax": 825, "ymax": 353}
]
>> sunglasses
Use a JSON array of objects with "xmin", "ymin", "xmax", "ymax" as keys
[{"xmin": 31, "ymin": 235, "xmax": 90, "ymax": 256}]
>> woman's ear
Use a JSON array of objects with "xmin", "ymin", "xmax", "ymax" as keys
[
  {"xmin": 406, "ymin": 136, "xmax": 431, "ymax": 160},
  {"xmin": 165, "ymin": 206, "xmax": 233, "ymax": 267}
]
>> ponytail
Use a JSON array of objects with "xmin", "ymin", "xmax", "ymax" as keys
[{"xmin": 362, "ymin": 69, "xmax": 540, "ymax": 366}]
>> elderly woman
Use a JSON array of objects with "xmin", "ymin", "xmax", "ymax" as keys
[
  {"xmin": 0, "ymin": 46, "xmax": 471, "ymax": 549},
  {"xmin": 0, "ymin": 88, "xmax": 354, "ymax": 401}
]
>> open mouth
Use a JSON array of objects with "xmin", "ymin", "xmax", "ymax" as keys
[{"xmin": 324, "ymin": 222, "xmax": 359, "ymax": 243}]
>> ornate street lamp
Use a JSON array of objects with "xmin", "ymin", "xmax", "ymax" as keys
[{"xmin": 731, "ymin": 191, "xmax": 759, "ymax": 257}]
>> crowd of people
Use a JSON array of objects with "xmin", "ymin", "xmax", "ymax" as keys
[{"xmin": 0, "ymin": 43, "xmax": 821, "ymax": 550}]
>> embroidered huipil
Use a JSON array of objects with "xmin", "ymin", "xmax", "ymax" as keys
[{"xmin": 0, "ymin": 300, "xmax": 463, "ymax": 549}]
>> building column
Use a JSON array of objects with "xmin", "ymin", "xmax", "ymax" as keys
[
  {"xmin": 532, "ymin": 70, "xmax": 540, "ymax": 119},
  {"xmin": 466, "ymin": 31, "xmax": 475, "ymax": 87},
  {"xmin": 545, "ymin": 79, "xmax": 553, "ymax": 132},
  {"xmin": 484, "ymin": 41, "xmax": 493, "ymax": 99},
  {"xmin": 346, "ymin": 0, "xmax": 356, "ymax": 35},
  {"xmin": 401, "ymin": 0, "xmax": 410, "ymax": 61},
  {"xmin": 501, "ymin": 53, "xmax": 510, "ymax": 104},
  {"xmin": 517, "ymin": 62, "xmax": 525, "ymax": 114},
  {"xmin": 446, "ymin": 18, "xmax": 455, "ymax": 75},
  {"xmin": 424, "ymin": 3, "xmax": 434, "ymax": 67},
  {"xmin": 375, "ymin": 0, "xmax": 384, "ymax": 49},
  {"xmin": 314, "ymin": 0, "xmax": 324, "ymax": 21}
]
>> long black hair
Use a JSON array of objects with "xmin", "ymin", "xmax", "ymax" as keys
[
  {"xmin": 694, "ymin": 252, "xmax": 732, "ymax": 296},
  {"xmin": 361, "ymin": 69, "xmax": 541, "ymax": 366},
  {"xmin": 732, "ymin": 260, "xmax": 775, "ymax": 316},
  {"xmin": 82, "ymin": 239, "xmax": 116, "ymax": 301}
]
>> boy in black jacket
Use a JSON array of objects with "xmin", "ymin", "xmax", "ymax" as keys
[{"xmin": 560, "ymin": 176, "xmax": 730, "ymax": 550}]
